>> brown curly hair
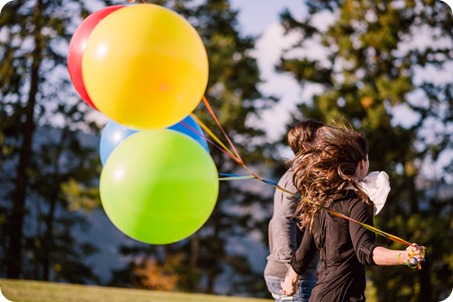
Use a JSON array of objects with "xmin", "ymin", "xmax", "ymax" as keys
[{"xmin": 291, "ymin": 125, "xmax": 370, "ymax": 230}]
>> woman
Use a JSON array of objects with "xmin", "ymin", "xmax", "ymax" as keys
[{"xmin": 281, "ymin": 125, "xmax": 424, "ymax": 301}]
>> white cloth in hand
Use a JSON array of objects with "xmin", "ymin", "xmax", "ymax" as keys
[{"xmin": 359, "ymin": 171, "xmax": 391, "ymax": 216}]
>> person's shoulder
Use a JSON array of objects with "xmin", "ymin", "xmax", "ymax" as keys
[
  {"xmin": 276, "ymin": 169, "xmax": 297, "ymax": 193},
  {"xmin": 333, "ymin": 192, "xmax": 370, "ymax": 210},
  {"xmin": 346, "ymin": 195, "xmax": 373, "ymax": 216},
  {"xmin": 277, "ymin": 169, "xmax": 294, "ymax": 184}
]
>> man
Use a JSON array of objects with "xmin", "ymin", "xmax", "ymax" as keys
[{"xmin": 264, "ymin": 119, "xmax": 323, "ymax": 302}]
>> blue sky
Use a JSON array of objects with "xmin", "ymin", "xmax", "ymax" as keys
[
  {"xmin": 228, "ymin": 1, "xmax": 316, "ymax": 143},
  {"xmin": 229, "ymin": 0, "xmax": 306, "ymax": 36}
]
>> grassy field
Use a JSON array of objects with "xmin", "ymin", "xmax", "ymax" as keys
[{"xmin": 0, "ymin": 279, "xmax": 272, "ymax": 302}]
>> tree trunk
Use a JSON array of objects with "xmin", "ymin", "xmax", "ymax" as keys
[
  {"xmin": 205, "ymin": 207, "xmax": 221, "ymax": 294},
  {"xmin": 188, "ymin": 232, "xmax": 200, "ymax": 290},
  {"xmin": 42, "ymin": 129, "xmax": 67, "ymax": 280},
  {"xmin": 6, "ymin": 0, "xmax": 43, "ymax": 278},
  {"xmin": 419, "ymin": 263, "xmax": 431, "ymax": 302}
]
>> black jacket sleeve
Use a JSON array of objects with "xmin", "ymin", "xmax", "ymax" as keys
[
  {"xmin": 290, "ymin": 229, "xmax": 317, "ymax": 275},
  {"xmin": 348, "ymin": 199, "xmax": 378, "ymax": 265}
]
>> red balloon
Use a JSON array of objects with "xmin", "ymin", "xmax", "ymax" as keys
[{"xmin": 67, "ymin": 5, "xmax": 125, "ymax": 110}]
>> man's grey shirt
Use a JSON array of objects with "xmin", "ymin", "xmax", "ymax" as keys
[{"xmin": 264, "ymin": 169, "xmax": 318, "ymax": 280}]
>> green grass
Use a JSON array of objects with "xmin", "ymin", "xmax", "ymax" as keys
[{"xmin": 0, "ymin": 279, "xmax": 272, "ymax": 302}]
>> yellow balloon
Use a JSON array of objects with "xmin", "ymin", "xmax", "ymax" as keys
[{"xmin": 82, "ymin": 4, "xmax": 209, "ymax": 129}]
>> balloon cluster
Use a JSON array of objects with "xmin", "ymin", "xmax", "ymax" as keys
[{"xmin": 68, "ymin": 4, "xmax": 219, "ymax": 244}]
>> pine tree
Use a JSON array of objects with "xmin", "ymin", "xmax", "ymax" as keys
[
  {"xmin": 278, "ymin": 0, "xmax": 453, "ymax": 301},
  {"xmin": 0, "ymin": 0, "xmax": 102, "ymax": 281}
]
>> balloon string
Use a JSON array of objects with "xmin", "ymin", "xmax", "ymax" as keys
[
  {"xmin": 183, "ymin": 119, "xmax": 246, "ymax": 165},
  {"xmin": 189, "ymin": 114, "xmax": 239, "ymax": 161},
  {"xmin": 219, "ymin": 175, "xmax": 255, "ymax": 181},
  {"xmin": 198, "ymin": 97, "xmax": 267, "ymax": 184},
  {"xmin": 199, "ymin": 95, "xmax": 418, "ymax": 255},
  {"xmin": 201, "ymin": 96, "xmax": 244, "ymax": 165},
  {"xmin": 218, "ymin": 173, "xmax": 410, "ymax": 245},
  {"xmin": 311, "ymin": 200, "xmax": 411, "ymax": 246},
  {"xmin": 183, "ymin": 116, "xmax": 256, "ymax": 175},
  {"xmin": 218, "ymin": 173, "xmax": 278, "ymax": 183},
  {"xmin": 220, "ymin": 173, "xmax": 412, "ymax": 248}
]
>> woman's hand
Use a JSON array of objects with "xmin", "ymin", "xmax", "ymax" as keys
[
  {"xmin": 280, "ymin": 267, "xmax": 299, "ymax": 296},
  {"xmin": 406, "ymin": 243, "xmax": 426, "ymax": 266}
]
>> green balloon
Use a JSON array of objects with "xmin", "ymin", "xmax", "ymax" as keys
[{"xmin": 100, "ymin": 129, "xmax": 219, "ymax": 244}]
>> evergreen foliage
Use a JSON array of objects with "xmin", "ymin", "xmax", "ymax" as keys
[
  {"xmin": 0, "ymin": 0, "xmax": 102, "ymax": 282},
  {"xmin": 278, "ymin": 1, "xmax": 453, "ymax": 301}
]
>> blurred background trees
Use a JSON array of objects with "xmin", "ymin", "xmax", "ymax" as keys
[
  {"xmin": 0, "ymin": 0, "xmax": 452, "ymax": 301},
  {"xmin": 278, "ymin": 0, "xmax": 453, "ymax": 301},
  {"xmin": 0, "ymin": 0, "xmax": 277, "ymax": 297},
  {"xmin": 0, "ymin": 0, "xmax": 101, "ymax": 282}
]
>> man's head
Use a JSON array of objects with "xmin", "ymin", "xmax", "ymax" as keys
[{"xmin": 287, "ymin": 119, "xmax": 324, "ymax": 154}]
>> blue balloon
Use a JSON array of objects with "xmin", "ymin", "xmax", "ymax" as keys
[
  {"xmin": 100, "ymin": 120, "xmax": 137, "ymax": 166},
  {"xmin": 168, "ymin": 115, "xmax": 209, "ymax": 152},
  {"xmin": 100, "ymin": 116, "xmax": 209, "ymax": 166}
]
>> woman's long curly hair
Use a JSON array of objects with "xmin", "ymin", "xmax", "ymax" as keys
[{"xmin": 291, "ymin": 125, "xmax": 370, "ymax": 230}]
